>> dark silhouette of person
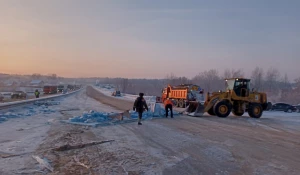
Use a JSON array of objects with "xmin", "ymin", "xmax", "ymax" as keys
[{"xmin": 133, "ymin": 93, "xmax": 148, "ymax": 125}]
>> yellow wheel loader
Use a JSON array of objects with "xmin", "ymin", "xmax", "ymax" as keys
[{"xmin": 183, "ymin": 78, "xmax": 271, "ymax": 118}]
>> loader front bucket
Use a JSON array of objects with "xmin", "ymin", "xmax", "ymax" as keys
[{"xmin": 185, "ymin": 101, "xmax": 205, "ymax": 117}]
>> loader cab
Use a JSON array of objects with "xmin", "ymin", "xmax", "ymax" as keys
[{"xmin": 225, "ymin": 78, "xmax": 250, "ymax": 97}]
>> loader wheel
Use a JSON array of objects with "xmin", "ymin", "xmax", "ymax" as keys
[
  {"xmin": 214, "ymin": 101, "xmax": 232, "ymax": 118},
  {"xmin": 232, "ymin": 110, "xmax": 244, "ymax": 116},
  {"xmin": 207, "ymin": 108, "xmax": 215, "ymax": 116},
  {"xmin": 248, "ymin": 103, "xmax": 263, "ymax": 118},
  {"xmin": 178, "ymin": 99, "xmax": 184, "ymax": 108}
]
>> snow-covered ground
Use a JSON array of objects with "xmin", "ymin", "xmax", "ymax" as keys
[{"xmin": 1, "ymin": 87, "xmax": 300, "ymax": 174}]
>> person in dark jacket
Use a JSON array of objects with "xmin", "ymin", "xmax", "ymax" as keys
[{"xmin": 133, "ymin": 93, "xmax": 148, "ymax": 125}]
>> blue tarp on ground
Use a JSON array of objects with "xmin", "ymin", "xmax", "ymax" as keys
[
  {"xmin": 66, "ymin": 103, "xmax": 180, "ymax": 127},
  {"xmin": 0, "ymin": 100, "xmax": 60, "ymax": 123}
]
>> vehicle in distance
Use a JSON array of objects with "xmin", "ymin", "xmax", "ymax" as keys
[
  {"xmin": 292, "ymin": 104, "xmax": 300, "ymax": 113},
  {"xmin": 271, "ymin": 102, "xmax": 297, "ymax": 113},
  {"xmin": 11, "ymin": 91, "xmax": 27, "ymax": 99},
  {"xmin": 43, "ymin": 85, "xmax": 58, "ymax": 94}
]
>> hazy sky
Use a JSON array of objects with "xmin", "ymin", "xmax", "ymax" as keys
[{"xmin": 1, "ymin": 0, "xmax": 300, "ymax": 80}]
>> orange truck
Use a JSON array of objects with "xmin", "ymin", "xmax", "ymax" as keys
[{"xmin": 159, "ymin": 84, "xmax": 204, "ymax": 108}]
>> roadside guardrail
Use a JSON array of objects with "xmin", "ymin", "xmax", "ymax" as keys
[{"xmin": 0, "ymin": 88, "xmax": 82, "ymax": 110}]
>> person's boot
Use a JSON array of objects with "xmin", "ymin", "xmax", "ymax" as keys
[{"xmin": 138, "ymin": 122, "xmax": 142, "ymax": 125}]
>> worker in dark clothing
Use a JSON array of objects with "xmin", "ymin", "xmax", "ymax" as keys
[
  {"xmin": 164, "ymin": 98, "xmax": 174, "ymax": 118},
  {"xmin": 133, "ymin": 93, "xmax": 148, "ymax": 125},
  {"xmin": 34, "ymin": 89, "xmax": 40, "ymax": 98}
]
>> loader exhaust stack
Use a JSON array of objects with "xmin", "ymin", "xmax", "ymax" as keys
[{"xmin": 183, "ymin": 101, "xmax": 205, "ymax": 117}]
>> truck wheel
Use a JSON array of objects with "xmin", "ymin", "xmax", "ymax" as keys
[
  {"xmin": 178, "ymin": 99, "xmax": 184, "ymax": 108},
  {"xmin": 214, "ymin": 101, "xmax": 232, "ymax": 118},
  {"xmin": 170, "ymin": 99, "xmax": 176, "ymax": 106},
  {"xmin": 207, "ymin": 108, "xmax": 215, "ymax": 116},
  {"xmin": 248, "ymin": 103, "xmax": 263, "ymax": 118},
  {"xmin": 232, "ymin": 110, "xmax": 244, "ymax": 116},
  {"xmin": 174, "ymin": 99, "xmax": 179, "ymax": 107}
]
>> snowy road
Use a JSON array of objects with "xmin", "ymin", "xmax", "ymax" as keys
[{"xmin": 1, "ymin": 87, "xmax": 300, "ymax": 175}]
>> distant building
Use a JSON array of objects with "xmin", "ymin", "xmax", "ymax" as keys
[
  {"xmin": 30, "ymin": 80, "xmax": 44, "ymax": 87},
  {"xmin": 4, "ymin": 81, "xmax": 18, "ymax": 87},
  {"xmin": 0, "ymin": 81, "xmax": 18, "ymax": 92}
]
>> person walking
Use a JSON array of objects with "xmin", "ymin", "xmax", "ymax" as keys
[
  {"xmin": 34, "ymin": 89, "xmax": 40, "ymax": 98},
  {"xmin": 133, "ymin": 93, "xmax": 148, "ymax": 125},
  {"xmin": 164, "ymin": 98, "xmax": 174, "ymax": 118}
]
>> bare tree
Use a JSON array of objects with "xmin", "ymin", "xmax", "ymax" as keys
[
  {"xmin": 31, "ymin": 73, "xmax": 41, "ymax": 80},
  {"xmin": 251, "ymin": 67, "xmax": 264, "ymax": 91},
  {"xmin": 279, "ymin": 73, "xmax": 292, "ymax": 102},
  {"xmin": 104, "ymin": 77, "xmax": 110, "ymax": 84},
  {"xmin": 295, "ymin": 77, "xmax": 300, "ymax": 88},
  {"xmin": 265, "ymin": 67, "xmax": 280, "ymax": 94},
  {"xmin": 47, "ymin": 74, "xmax": 57, "ymax": 80},
  {"xmin": 293, "ymin": 77, "xmax": 300, "ymax": 96},
  {"xmin": 192, "ymin": 69, "xmax": 222, "ymax": 92},
  {"xmin": 223, "ymin": 68, "xmax": 245, "ymax": 79},
  {"xmin": 177, "ymin": 77, "xmax": 190, "ymax": 84},
  {"xmin": 121, "ymin": 78, "xmax": 129, "ymax": 93},
  {"xmin": 282, "ymin": 73, "xmax": 290, "ymax": 90},
  {"xmin": 281, "ymin": 77, "xmax": 300, "ymax": 104},
  {"xmin": 165, "ymin": 73, "xmax": 178, "ymax": 86}
]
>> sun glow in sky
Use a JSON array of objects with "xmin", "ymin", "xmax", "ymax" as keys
[{"xmin": 1, "ymin": 0, "xmax": 300, "ymax": 79}]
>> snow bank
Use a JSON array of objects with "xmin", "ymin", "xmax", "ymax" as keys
[{"xmin": 94, "ymin": 86, "xmax": 156, "ymax": 103}]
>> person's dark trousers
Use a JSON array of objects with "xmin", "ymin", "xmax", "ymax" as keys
[
  {"xmin": 165, "ymin": 104, "xmax": 173, "ymax": 118},
  {"xmin": 138, "ymin": 112, "xmax": 143, "ymax": 124}
]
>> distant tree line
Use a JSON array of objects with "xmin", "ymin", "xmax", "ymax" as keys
[
  {"xmin": 5, "ymin": 69, "xmax": 298, "ymax": 104},
  {"xmin": 97, "ymin": 67, "xmax": 300, "ymax": 104}
]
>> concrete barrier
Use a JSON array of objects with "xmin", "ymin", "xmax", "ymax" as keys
[{"xmin": 86, "ymin": 86, "xmax": 134, "ymax": 111}]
